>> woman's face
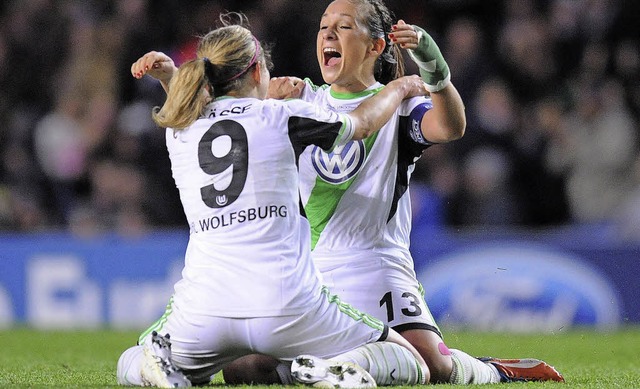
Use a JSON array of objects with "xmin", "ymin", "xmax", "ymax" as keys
[{"xmin": 317, "ymin": 0, "xmax": 379, "ymax": 91}]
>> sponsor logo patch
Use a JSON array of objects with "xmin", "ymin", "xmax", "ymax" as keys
[
  {"xmin": 417, "ymin": 244, "xmax": 621, "ymax": 331},
  {"xmin": 311, "ymin": 140, "xmax": 366, "ymax": 184}
]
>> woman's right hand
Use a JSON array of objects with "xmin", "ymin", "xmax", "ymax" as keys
[
  {"xmin": 268, "ymin": 77, "xmax": 305, "ymax": 99},
  {"xmin": 392, "ymin": 75, "xmax": 429, "ymax": 99},
  {"xmin": 131, "ymin": 51, "xmax": 177, "ymax": 84}
]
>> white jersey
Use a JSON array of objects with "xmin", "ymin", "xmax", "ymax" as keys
[
  {"xmin": 298, "ymin": 81, "xmax": 433, "ymax": 269},
  {"xmin": 166, "ymin": 96, "xmax": 354, "ymax": 318}
]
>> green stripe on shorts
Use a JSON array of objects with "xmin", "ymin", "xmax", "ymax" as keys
[
  {"xmin": 321, "ymin": 286, "xmax": 384, "ymax": 332},
  {"xmin": 137, "ymin": 295, "xmax": 174, "ymax": 344}
]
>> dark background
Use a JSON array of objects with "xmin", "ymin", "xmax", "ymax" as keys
[{"xmin": 0, "ymin": 0, "xmax": 639, "ymax": 240}]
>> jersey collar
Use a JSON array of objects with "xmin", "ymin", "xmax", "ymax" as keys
[{"xmin": 329, "ymin": 82, "xmax": 384, "ymax": 100}]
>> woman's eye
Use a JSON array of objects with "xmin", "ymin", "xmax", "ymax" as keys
[{"xmin": 340, "ymin": 25, "xmax": 352, "ymax": 29}]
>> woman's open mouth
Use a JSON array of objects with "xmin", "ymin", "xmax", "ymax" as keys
[{"xmin": 323, "ymin": 47, "xmax": 342, "ymax": 67}]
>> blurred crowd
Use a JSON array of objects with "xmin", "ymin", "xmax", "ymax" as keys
[{"xmin": 0, "ymin": 0, "xmax": 639, "ymax": 239}]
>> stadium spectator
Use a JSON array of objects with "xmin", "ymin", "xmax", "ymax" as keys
[
  {"xmin": 0, "ymin": 0, "xmax": 638, "ymax": 234},
  {"xmin": 615, "ymin": 153, "xmax": 640, "ymax": 241},
  {"xmin": 544, "ymin": 43, "xmax": 638, "ymax": 223}
]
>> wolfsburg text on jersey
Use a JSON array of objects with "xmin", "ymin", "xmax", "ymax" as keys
[{"xmin": 193, "ymin": 204, "xmax": 288, "ymax": 233}]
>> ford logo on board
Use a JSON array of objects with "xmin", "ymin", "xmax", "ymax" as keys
[{"xmin": 417, "ymin": 243, "xmax": 621, "ymax": 332}]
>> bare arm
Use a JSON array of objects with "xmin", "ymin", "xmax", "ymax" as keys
[
  {"xmin": 391, "ymin": 20, "xmax": 466, "ymax": 143},
  {"xmin": 131, "ymin": 53, "xmax": 306, "ymax": 101},
  {"xmin": 130, "ymin": 51, "xmax": 178, "ymax": 93},
  {"xmin": 421, "ymin": 83, "xmax": 466, "ymax": 143},
  {"xmin": 348, "ymin": 75, "xmax": 428, "ymax": 140}
]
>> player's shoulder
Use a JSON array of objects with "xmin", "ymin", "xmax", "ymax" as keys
[
  {"xmin": 399, "ymin": 95, "xmax": 433, "ymax": 116},
  {"xmin": 303, "ymin": 78, "xmax": 330, "ymax": 92},
  {"xmin": 263, "ymin": 95, "xmax": 320, "ymax": 114},
  {"xmin": 300, "ymin": 78, "xmax": 330, "ymax": 101}
]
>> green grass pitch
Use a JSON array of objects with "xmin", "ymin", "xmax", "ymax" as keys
[{"xmin": 1, "ymin": 327, "xmax": 639, "ymax": 388}]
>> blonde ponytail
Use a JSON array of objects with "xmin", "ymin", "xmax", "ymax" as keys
[
  {"xmin": 152, "ymin": 12, "xmax": 272, "ymax": 130},
  {"xmin": 152, "ymin": 59, "xmax": 210, "ymax": 130}
]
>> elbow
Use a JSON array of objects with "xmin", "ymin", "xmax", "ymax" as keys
[
  {"xmin": 451, "ymin": 106, "xmax": 467, "ymax": 140},
  {"xmin": 429, "ymin": 116, "xmax": 466, "ymax": 143},
  {"xmin": 439, "ymin": 125, "xmax": 465, "ymax": 143},
  {"xmin": 451, "ymin": 117, "xmax": 466, "ymax": 140},
  {"xmin": 351, "ymin": 116, "xmax": 374, "ymax": 140},
  {"xmin": 430, "ymin": 86, "xmax": 467, "ymax": 141},
  {"xmin": 444, "ymin": 109, "xmax": 466, "ymax": 141},
  {"xmin": 361, "ymin": 121, "xmax": 376, "ymax": 138},
  {"xmin": 421, "ymin": 100, "xmax": 467, "ymax": 143}
]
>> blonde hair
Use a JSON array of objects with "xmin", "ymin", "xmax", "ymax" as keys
[{"xmin": 152, "ymin": 13, "xmax": 271, "ymax": 130}]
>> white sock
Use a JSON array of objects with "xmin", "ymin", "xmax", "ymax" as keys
[
  {"xmin": 117, "ymin": 345, "xmax": 144, "ymax": 386},
  {"xmin": 333, "ymin": 342, "xmax": 426, "ymax": 385},
  {"xmin": 449, "ymin": 349, "xmax": 501, "ymax": 384}
]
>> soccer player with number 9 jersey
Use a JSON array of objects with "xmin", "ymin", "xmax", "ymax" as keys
[{"xmin": 118, "ymin": 12, "xmax": 433, "ymax": 388}]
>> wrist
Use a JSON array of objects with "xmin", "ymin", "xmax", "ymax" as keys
[
  {"xmin": 160, "ymin": 67, "xmax": 178, "ymax": 83},
  {"xmin": 408, "ymin": 25, "xmax": 450, "ymax": 92},
  {"xmin": 390, "ymin": 79, "xmax": 409, "ymax": 99}
]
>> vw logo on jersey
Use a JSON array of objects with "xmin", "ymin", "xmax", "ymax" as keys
[{"xmin": 311, "ymin": 140, "xmax": 366, "ymax": 184}]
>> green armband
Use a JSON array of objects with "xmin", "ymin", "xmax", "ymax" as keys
[{"xmin": 408, "ymin": 25, "xmax": 451, "ymax": 92}]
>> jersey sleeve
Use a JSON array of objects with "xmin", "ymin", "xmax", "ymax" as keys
[
  {"xmin": 283, "ymin": 99, "xmax": 354, "ymax": 153},
  {"xmin": 400, "ymin": 96, "xmax": 434, "ymax": 146},
  {"xmin": 299, "ymin": 78, "xmax": 330, "ymax": 104}
]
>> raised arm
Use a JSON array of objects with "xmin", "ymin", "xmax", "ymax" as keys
[
  {"xmin": 132, "ymin": 52, "xmax": 307, "ymax": 101},
  {"xmin": 131, "ymin": 51, "xmax": 178, "ymax": 93},
  {"xmin": 348, "ymin": 75, "xmax": 429, "ymax": 140},
  {"xmin": 390, "ymin": 20, "xmax": 466, "ymax": 143}
]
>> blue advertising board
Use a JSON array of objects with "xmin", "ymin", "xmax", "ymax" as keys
[
  {"xmin": 0, "ymin": 231, "xmax": 188, "ymax": 329},
  {"xmin": 411, "ymin": 226, "xmax": 640, "ymax": 331},
  {"xmin": 0, "ymin": 227, "xmax": 638, "ymax": 330}
]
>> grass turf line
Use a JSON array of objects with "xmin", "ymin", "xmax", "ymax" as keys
[{"xmin": 0, "ymin": 327, "xmax": 638, "ymax": 388}]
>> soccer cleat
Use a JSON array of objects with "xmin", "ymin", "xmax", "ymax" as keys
[
  {"xmin": 291, "ymin": 355, "xmax": 377, "ymax": 388},
  {"xmin": 141, "ymin": 331, "xmax": 192, "ymax": 388},
  {"xmin": 479, "ymin": 357, "xmax": 565, "ymax": 383}
]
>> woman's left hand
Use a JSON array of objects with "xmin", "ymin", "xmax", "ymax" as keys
[{"xmin": 389, "ymin": 20, "xmax": 419, "ymax": 50}]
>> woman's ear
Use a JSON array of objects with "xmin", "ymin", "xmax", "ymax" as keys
[
  {"xmin": 370, "ymin": 37, "xmax": 386, "ymax": 57},
  {"xmin": 251, "ymin": 62, "xmax": 262, "ymax": 85}
]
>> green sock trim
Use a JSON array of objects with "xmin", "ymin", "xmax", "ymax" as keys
[{"xmin": 416, "ymin": 359, "xmax": 425, "ymax": 384}]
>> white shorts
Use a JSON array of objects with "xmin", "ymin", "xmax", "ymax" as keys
[
  {"xmin": 138, "ymin": 287, "xmax": 387, "ymax": 385},
  {"xmin": 316, "ymin": 255, "xmax": 442, "ymax": 337}
]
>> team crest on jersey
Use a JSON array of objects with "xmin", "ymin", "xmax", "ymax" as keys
[
  {"xmin": 216, "ymin": 195, "xmax": 228, "ymax": 206},
  {"xmin": 311, "ymin": 140, "xmax": 366, "ymax": 184}
]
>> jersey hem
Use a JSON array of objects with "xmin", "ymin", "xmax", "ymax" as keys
[
  {"xmin": 392, "ymin": 322, "xmax": 443, "ymax": 339},
  {"xmin": 377, "ymin": 325, "xmax": 390, "ymax": 342}
]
